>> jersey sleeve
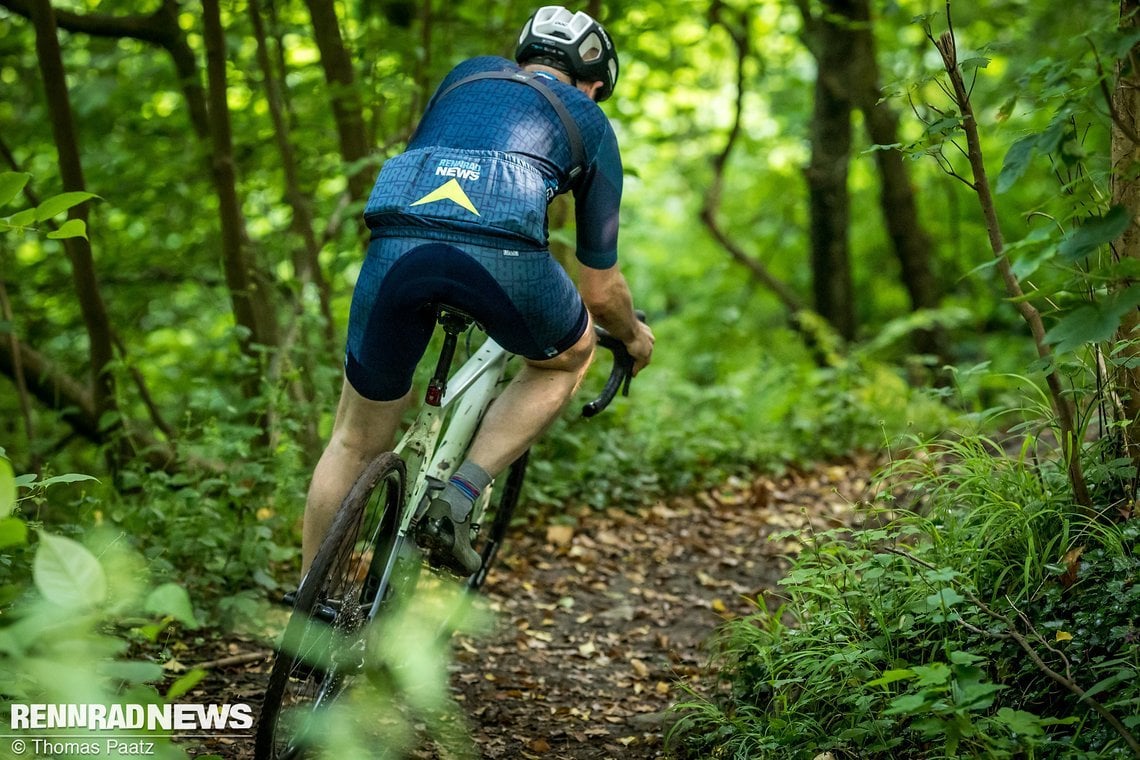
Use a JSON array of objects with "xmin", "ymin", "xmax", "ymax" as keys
[{"xmin": 572, "ymin": 124, "xmax": 623, "ymax": 269}]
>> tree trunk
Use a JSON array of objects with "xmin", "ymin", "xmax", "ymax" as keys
[
  {"xmin": 302, "ymin": 0, "xmax": 372, "ymax": 204},
  {"xmin": 202, "ymin": 0, "xmax": 279, "ymax": 373},
  {"xmin": 27, "ymin": 0, "xmax": 124, "ymax": 459},
  {"xmin": 805, "ymin": 12, "xmax": 857, "ymax": 341},
  {"xmin": 845, "ymin": 0, "xmax": 946, "ymax": 359},
  {"xmin": 797, "ymin": 0, "xmax": 945, "ymax": 352},
  {"xmin": 1112, "ymin": 0, "xmax": 1140, "ymax": 463}
]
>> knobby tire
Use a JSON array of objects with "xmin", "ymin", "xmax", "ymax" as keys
[{"xmin": 254, "ymin": 452, "xmax": 407, "ymax": 760}]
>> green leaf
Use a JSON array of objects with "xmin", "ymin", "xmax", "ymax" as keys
[
  {"xmin": 0, "ymin": 172, "xmax": 31, "ymax": 207},
  {"xmin": 925, "ymin": 587, "xmax": 965, "ymax": 609},
  {"xmin": 1083, "ymin": 667, "xmax": 1135, "ymax": 700},
  {"xmin": 166, "ymin": 668, "xmax": 207, "ymax": 700},
  {"xmin": 97, "ymin": 660, "xmax": 165, "ymax": 683},
  {"xmin": 885, "ymin": 692, "xmax": 933, "ymax": 715},
  {"xmin": 912, "ymin": 662, "xmax": 953, "ymax": 687},
  {"xmin": 996, "ymin": 708, "xmax": 1047, "ymax": 737},
  {"xmin": 144, "ymin": 582, "xmax": 200, "ymax": 629},
  {"xmin": 997, "ymin": 135, "xmax": 1037, "ymax": 194},
  {"xmin": 955, "ymin": 680, "xmax": 1005, "ymax": 710},
  {"xmin": 33, "ymin": 531, "xmax": 108, "ymax": 608},
  {"xmin": 1045, "ymin": 287, "xmax": 1140, "ymax": 353},
  {"xmin": 38, "ymin": 472, "xmax": 99, "ymax": 488},
  {"xmin": 926, "ymin": 115, "xmax": 960, "ymax": 136},
  {"xmin": 867, "ymin": 668, "xmax": 915, "ymax": 688},
  {"xmin": 46, "ymin": 218, "xmax": 88, "ymax": 240},
  {"xmin": 34, "ymin": 191, "xmax": 98, "ymax": 222},
  {"xmin": 1059, "ymin": 207, "xmax": 1132, "ymax": 262},
  {"xmin": 948, "ymin": 650, "xmax": 985, "ymax": 666},
  {"xmin": 0, "ymin": 457, "xmax": 14, "ymax": 517},
  {"xmin": 1102, "ymin": 29, "xmax": 1140, "ymax": 59},
  {"xmin": 2, "ymin": 208, "xmax": 37, "ymax": 229},
  {"xmin": 0, "ymin": 517, "xmax": 28, "ymax": 549}
]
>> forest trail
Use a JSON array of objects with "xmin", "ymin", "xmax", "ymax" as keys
[{"xmin": 185, "ymin": 461, "xmax": 876, "ymax": 759}]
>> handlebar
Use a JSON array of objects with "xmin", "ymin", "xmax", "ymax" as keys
[{"xmin": 581, "ymin": 312, "xmax": 646, "ymax": 418}]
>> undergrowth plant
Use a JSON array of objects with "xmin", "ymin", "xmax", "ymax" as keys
[
  {"xmin": 669, "ymin": 436, "xmax": 1139, "ymax": 759},
  {"xmin": 0, "ymin": 455, "xmax": 213, "ymax": 760}
]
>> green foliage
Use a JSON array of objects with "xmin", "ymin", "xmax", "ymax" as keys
[
  {"xmin": 4, "ymin": 4, "xmax": 1140, "ymax": 758},
  {"xmin": 0, "ymin": 457, "xmax": 197, "ymax": 759},
  {"xmin": 670, "ymin": 437, "xmax": 1139, "ymax": 759},
  {"xmin": 0, "ymin": 171, "xmax": 97, "ymax": 240},
  {"xmin": 271, "ymin": 584, "xmax": 489, "ymax": 759},
  {"xmin": 529, "ymin": 310, "xmax": 956, "ymax": 511}
]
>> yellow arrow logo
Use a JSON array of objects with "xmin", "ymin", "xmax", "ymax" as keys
[{"xmin": 409, "ymin": 178, "xmax": 480, "ymax": 216}]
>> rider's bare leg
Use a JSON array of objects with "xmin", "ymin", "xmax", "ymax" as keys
[
  {"xmin": 419, "ymin": 324, "xmax": 597, "ymax": 573},
  {"xmin": 466, "ymin": 323, "xmax": 596, "ymax": 477},
  {"xmin": 301, "ymin": 379, "xmax": 412, "ymax": 573}
]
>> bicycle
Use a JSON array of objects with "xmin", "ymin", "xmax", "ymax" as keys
[{"xmin": 254, "ymin": 307, "xmax": 639, "ymax": 759}]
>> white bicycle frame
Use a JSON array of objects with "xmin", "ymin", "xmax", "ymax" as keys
[{"xmin": 393, "ymin": 331, "xmax": 512, "ymax": 547}]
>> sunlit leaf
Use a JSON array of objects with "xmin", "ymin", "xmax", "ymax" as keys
[
  {"xmin": 33, "ymin": 531, "xmax": 108, "ymax": 608},
  {"xmin": 0, "ymin": 517, "xmax": 27, "ymax": 549},
  {"xmin": 867, "ymin": 668, "xmax": 915, "ymax": 688},
  {"xmin": 145, "ymin": 582, "xmax": 200, "ymax": 629},
  {"xmin": 166, "ymin": 668, "xmax": 207, "ymax": 700},
  {"xmin": 0, "ymin": 457, "xmax": 14, "ymax": 517},
  {"xmin": 3, "ymin": 208, "xmax": 37, "ymax": 229},
  {"xmin": 34, "ymin": 191, "xmax": 98, "ymax": 222},
  {"xmin": 46, "ymin": 219, "xmax": 88, "ymax": 240},
  {"xmin": 0, "ymin": 172, "xmax": 31, "ymax": 207}
]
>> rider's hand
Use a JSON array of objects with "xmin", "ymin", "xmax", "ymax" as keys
[{"xmin": 626, "ymin": 319, "xmax": 655, "ymax": 376}]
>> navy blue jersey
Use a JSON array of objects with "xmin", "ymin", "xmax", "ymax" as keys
[{"xmin": 364, "ymin": 56, "xmax": 623, "ymax": 269}]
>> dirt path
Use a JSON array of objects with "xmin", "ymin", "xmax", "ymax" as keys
[{"xmin": 181, "ymin": 461, "xmax": 874, "ymax": 759}]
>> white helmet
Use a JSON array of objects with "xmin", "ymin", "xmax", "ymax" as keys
[{"xmin": 515, "ymin": 6, "xmax": 619, "ymax": 101}]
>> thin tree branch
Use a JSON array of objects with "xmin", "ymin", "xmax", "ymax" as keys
[
  {"xmin": 110, "ymin": 330, "xmax": 177, "ymax": 444},
  {"xmin": 932, "ymin": 9, "xmax": 1091, "ymax": 507},
  {"xmin": 0, "ymin": 271, "xmax": 39, "ymax": 474},
  {"xmin": 701, "ymin": 8, "xmax": 805, "ymax": 317},
  {"xmin": 1090, "ymin": 37, "xmax": 1140, "ymax": 148}
]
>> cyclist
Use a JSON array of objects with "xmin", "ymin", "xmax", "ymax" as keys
[{"xmin": 302, "ymin": 5, "xmax": 654, "ymax": 577}]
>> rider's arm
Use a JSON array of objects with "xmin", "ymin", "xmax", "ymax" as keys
[{"xmin": 579, "ymin": 264, "xmax": 655, "ymax": 375}]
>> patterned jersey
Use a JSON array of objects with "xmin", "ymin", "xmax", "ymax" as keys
[{"xmin": 363, "ymin": 56, "xmax": 623, "ymax": 269}]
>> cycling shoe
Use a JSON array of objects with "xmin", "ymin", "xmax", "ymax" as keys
[{"xmin": 417, "ymin": 498, "xmax": 481, "ymax": 576}]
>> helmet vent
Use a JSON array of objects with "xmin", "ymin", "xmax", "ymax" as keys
[{"xmin": 579, "ymin": 33, "xmax": 602, "ymax": 62}]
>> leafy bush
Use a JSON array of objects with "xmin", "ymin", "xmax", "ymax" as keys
[
  {"xmin": 528, "ymin": 311, "xmax": 955, "ymax": 512},
  {"xmin": 0, "ymin": 455, "xmax": 210, "ymax": 760},
  {"xmin": 669, "ymin": 436, "xmax": 1140, "ymax": 759}
]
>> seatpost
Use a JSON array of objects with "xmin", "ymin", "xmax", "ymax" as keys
[{"xmin": 425, "ymin": 310, "xmax": 469, "ymax": 406}]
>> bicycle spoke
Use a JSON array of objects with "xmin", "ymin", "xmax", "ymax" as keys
[{"xmin": 255, "ymin": 453, "xmax": 407, "ymax": 760}]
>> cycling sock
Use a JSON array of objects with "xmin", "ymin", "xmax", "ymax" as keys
[{"xmin": 440, "ymin": 461, "xmax": 492, "ymax": 521}]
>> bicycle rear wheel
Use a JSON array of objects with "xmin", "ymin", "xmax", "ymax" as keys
[
  {"xmin": 466, "ymin": 450, "xmax": 528, "ymax": 592},
  {"xmin": 255, "ymin": 452, "xmax": 407, "ymax": 760}
]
